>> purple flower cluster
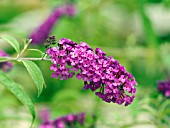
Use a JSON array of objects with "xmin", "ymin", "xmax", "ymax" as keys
[
  {"xmin": 0, "ymin": 50, "xmax": 12, "ymax": 72},
  {"xmin": 46, "ymin": 37, "xmax": 138, "ymax": 106},
  {"xmin": 30, "ymin": 4, "xmax": 76, "ymax": 44},
  {"xmin": 39, "ymin": 110, "xmax": 85, "ymax": 128},
  {"xmin": 158, "ymin": 80, "xmax": 170, "ymax": 97}
]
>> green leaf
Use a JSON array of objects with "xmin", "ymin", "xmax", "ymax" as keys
[
  {"xmin": 0, "ymin": 35, "xmax": 20, "ymax": 54},
  {"xmin": 0, "ymin": 70, "xmax": 35, "ymax": 127},
  {"xmin": 159, "ymin": 99, "xmax": 170, "ymax": 114},
  {"xmin": 22, "ymin": 60, "xmax": 44, "ymax": 96},
  {"xmin": 137, "ymin": 0, "xmax": 158, "ymax": 47},
  {"xmin": 28, "ymin": 49, "xmax": 44, "ymax": 55},
  {"xmin": 141, "ymin": 105, "xmax": 157, "ymax": 116}
]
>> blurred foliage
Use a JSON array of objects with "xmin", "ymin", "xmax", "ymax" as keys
[{"xmin": 1, "ymin": 0, "xmax": 170, "ymax": 127}]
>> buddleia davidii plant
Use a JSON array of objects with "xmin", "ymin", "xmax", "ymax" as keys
[{"xmin": 0, "ymin": 34, "xmax": 138, "ymax": 127}]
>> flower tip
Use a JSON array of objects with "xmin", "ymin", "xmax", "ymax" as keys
[{"xmin": 64, "ymin": 4, "xmax": 76, "ymax": 16}]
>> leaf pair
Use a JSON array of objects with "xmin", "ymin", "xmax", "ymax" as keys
[
  {"xmin": 0, "ymin": 35, "xmax": 46, "ymax": 127},
  {"xmin": 0, "ymin": 35, "xmax": 45, "ymax": 96}
]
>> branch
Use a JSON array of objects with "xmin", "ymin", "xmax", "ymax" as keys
[{"xmin": 0, "ymin": 57, "xmax": 51, "ymax": 62}]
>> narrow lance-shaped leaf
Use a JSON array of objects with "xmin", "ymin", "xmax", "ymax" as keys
[
  {"xmin": 159, "ymin": 99, "xmax": 170, "ymax": 114},
  {"xmin": 28, "ymin": 49, "xmax": 44, "ymax": 55},
  {"xmin": 137, "ymin": 0, "xmax": 158, "ymax": 47},
  {"xmin": 22, "ymin": 60, "xmax": 44, "ymax": 96},
  {"xmin": 0, "ymin": 70, "xmax": 35, "ymax": 127},
  {"xmin": 0, "ymin": 35, "xmax": 20, "ymax": 54}
]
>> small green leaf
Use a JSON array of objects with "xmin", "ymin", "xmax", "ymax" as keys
[
  {"xmin": 159, "ymin": 99, "xmax": 170, "ymax": 114},
  {"xmin": 28, "ymin": 49, "xmax": 44, "ymax": 55},
  {"xmin": 0, "ymin": 70, "xmax": 35, "ymax": 127},
  {"xmin": 0, "ymin": 35, "xmax": 20, "ymax": 54},
  {"xmin": 22, "ymin": 60, "xmax": 44, "ymax": 96}
]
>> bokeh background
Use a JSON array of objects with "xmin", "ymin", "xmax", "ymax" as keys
[{"xmin": 1, "ymin": 0, "xmax": 170, "ymax": 127}]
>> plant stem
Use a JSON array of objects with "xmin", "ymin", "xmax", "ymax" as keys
[
  {"xmin": 41, "ymin": 53, "xmax": 47, "ymax": 60},
  {"xmin": 0, "ymin": 56, "xmax": 51, "ymax": 62},
  {"xmin": 17, "ymin": 45, "xmax": 27, "ymax": 59},
  {"xmin": 17, "ymin": 39, "xmax": 32, "ymax": 58}
]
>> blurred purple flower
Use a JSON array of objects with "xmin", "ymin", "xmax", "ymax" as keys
[
  {"xmin": 65, "ymin": 114, "xmax": 77, "ymax": 123},
  {"xmin": 39, "ymin": 110, "xmax": 85, "ymax": 128},
  {"xmin": 39, "ymin": 108, "xmax": 51, "ymax": 123},
  {"xmin": 78, "ymin": 113, "xmax": 85, "ymax": 125},
  {"xmin": 30, "ymin": 4, "xmax": 76, "ymax": 44},
  {"xmin": 158, "ymin": 80, "xmax": 170, "ymax": 97},
  {"xmin": 55, "ymin": 113, "xmax": 85, "ymax": 127},
  {"xmin": 0, "ymin": 50, "xmax": 12, "ymax": 72},
  {"xmin": 46, "ymin": 37, "xmax": 138, "ymax": 106},
  {"xmin": 54, "ymin": 117, "xmax": 65, "ymax": 128},
  {"xmin": 39, "ymin": 122, "xmax": 55, "ymax": 128}
]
